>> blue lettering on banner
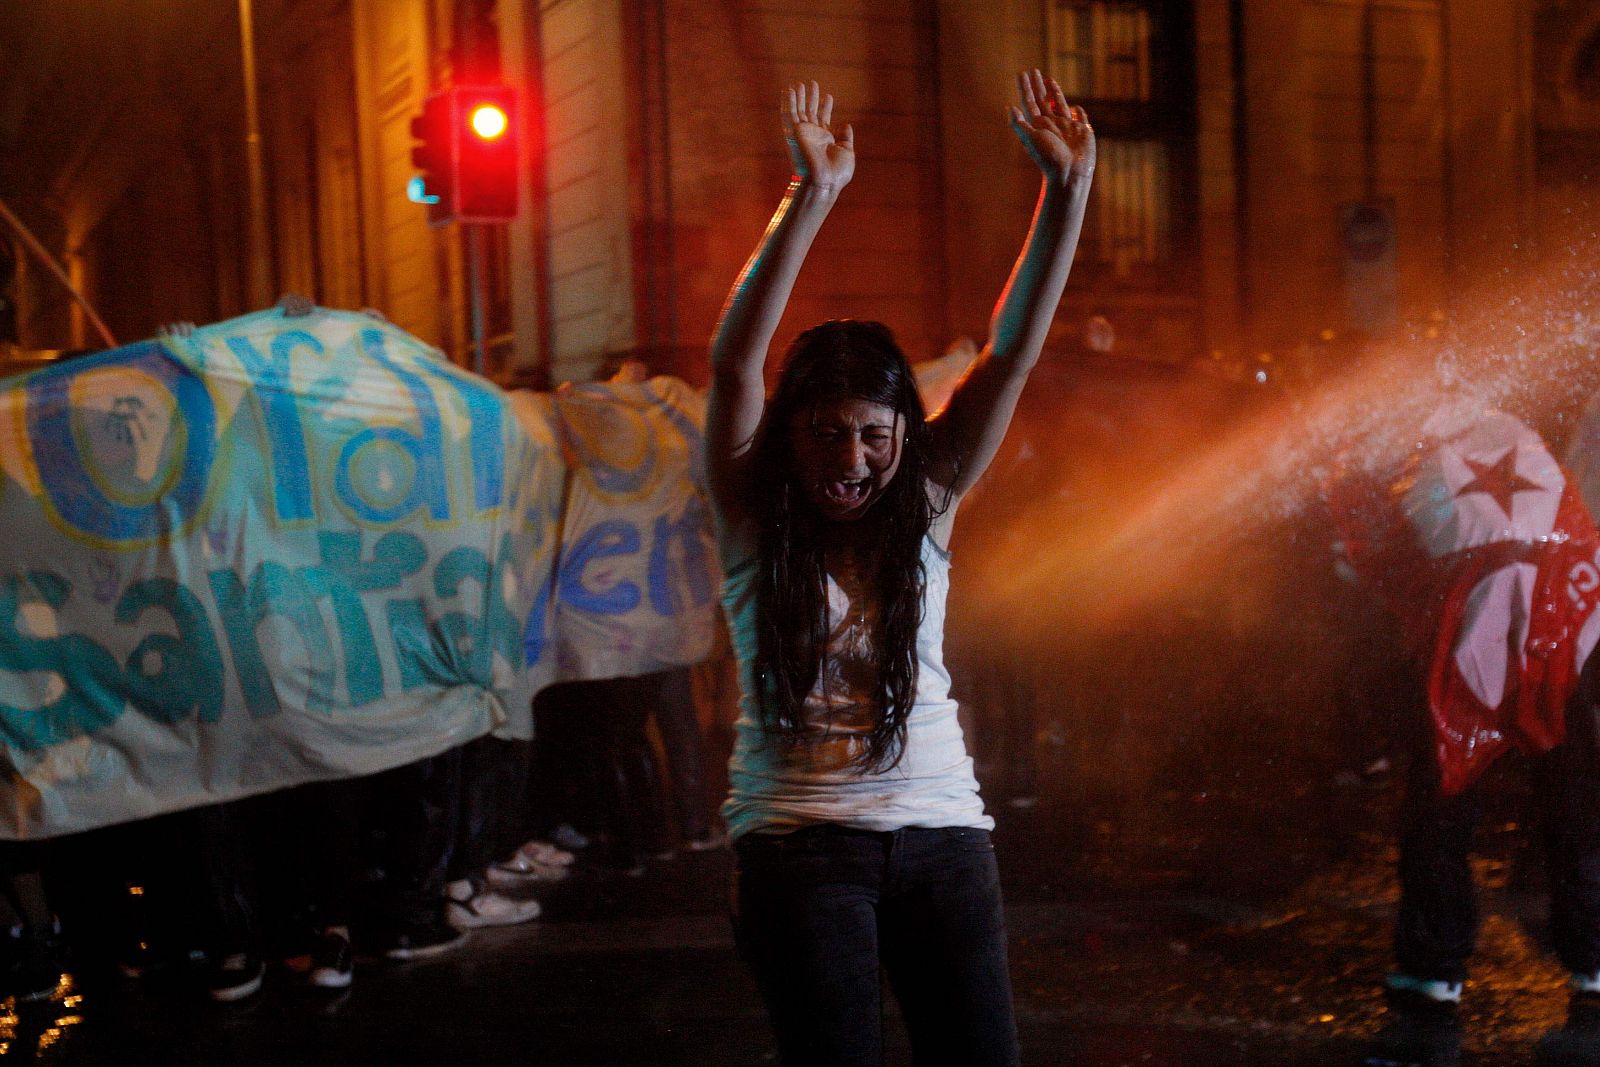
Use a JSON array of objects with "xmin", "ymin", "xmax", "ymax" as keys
[
  {"xmin": 27, "ymin": 342, "xmax": 218, "ymax": 545},
  {"xmin": 115, "ymin": 577, "xmax": 225, "ymax": 725},
  {"xmin": 559, "ymin": 520, "xmax": 641, "ymax": 615},
  {"xmin": 0, "ymin": 321, "xmax": 718, "ymax": 768},
  {"xmin": 210, "ymin": 562, "xmax": 338, "ymax": 718},
  {"xmin": 386, "ymin": 597, "xmax": 440, "ymax": 691},
  {"xmin": 0, "ymin": 537, "xmax": 526, "ymax": 750},
  {"xmin": 0, "ymin": 573, "xmax": 126, "ymax": 750},
  {"xmin": 225, "ymin": 331, "xmax": 323, "ymax": 524},
  {"xmin": 431, "ymin": 546, "xmax": 493, "ymax": 685},
  {"xmin": 433, "ymin": 537, "xmax": 518, "ymax": 687},
  {"xmin": 555, "ymin": 397, "xmax": 658, "ymax": 496},
  {"xmin": 648, "ymin": 496, "xmax": 715, "ymax": 617},
  {"xmin": 334, "ymin": 329, "xmax": 450, "ymax": 524},
  {"xmin": 387, "ymin": 534, "xmax": 526, "ymax": 688},
  {"xmin": 521, "ymin": 569, "xmax": 554, "ymax": 666},
  {"xmin": 415, "ymin": 360, "xmax": 506, "ymax": 515},
  {"xmin": 643, "ymin": 383, "xmax": 709, "ymax": 493},
  {"xmin": 298, "ymin": 531, "xmax": 427, "ymax": 706}
]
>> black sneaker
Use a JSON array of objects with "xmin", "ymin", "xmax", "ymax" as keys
[
  {"xmin": 380, "ymin": 921, "xmax": 467, "ymax": 961},
  {"xmin": 307, "ymin": 931, "xmax": 353, "ymax": 990},
  {"xmin": 4, "ymin": 932, "xmax": 63, "ymax": 1003},
  {"xmin": 207, "ymin": 952, "xmax": 264, "ymax": 1003},
  {"xmin": 1362, "ymin": 987, "xmax": 1462, "ymax": 1067},
  {"xmin": 1535, "ymin": 991, "xmax": 1600, "ymax": 1066}
]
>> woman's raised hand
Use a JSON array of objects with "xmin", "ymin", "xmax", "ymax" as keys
[
  {"xmin": 784, "ymin": 81, "xmax": 855, "ymax": 193},
  {"xmin": 1008, "ymin": 69, "xmax": 1094, "ymax": 182}
]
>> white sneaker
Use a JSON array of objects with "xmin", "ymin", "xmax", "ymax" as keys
[
  {"xmin": 487, "ymin": 855, "xmax": 571, "ymax": 887},
  {"xmin": 550, "ymin": 825, "xmax": 590, "ymax": 852},
  {"xmin": 685, "ymin": 830, "xmax": 729, "ymax": 852},
  {"xmin": 445, "ymin": 881, "xmax": 543, "ymax": 929},
  {"xmin": 517, "ymin": 839, "xmax": 576, "ymax": 866},
  {"xmin": 1384, "ymin": 973, "xmax": 1463, "ymax": 1003}
]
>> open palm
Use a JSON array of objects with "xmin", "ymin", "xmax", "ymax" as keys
[
  {"xmin": 785, "ymin": 81, "xmax": 854, "ymax": 191},
  {"xmin": 1008, "ymin": 69, "xmax": 1095, "ymax": 181}
]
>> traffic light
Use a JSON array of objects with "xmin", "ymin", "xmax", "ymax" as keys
[
  {"xmin": 409, "ymin": 91, "xmax": 453, "ymax": 226},
  {"xmin": 454, "ymin": 86, "xmax": 519, "ymax": 223},
  {"xmin": 407, "ymin": 86, "xmax": 520, "ymax": 226}
]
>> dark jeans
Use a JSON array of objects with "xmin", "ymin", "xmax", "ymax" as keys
[
  {"xmin": 525, "ymin": 682, "xmax": 610, "ymax": 843},
  {"xmin": 283, "ymin": 775, "xmax": 371, "ymax": 929},
  {"xmin": 594, "ymin": 678, "xmax": 671, "ymax": 864},
  {"xmin": 640, "ymin": 668, "xmax": 713, "ymax": 842},
  {"xmin": 450, "ymin": 736, "xmax": 531, "ymax": 884},
  {"xmin": 732, "ymin": 824, "xmax": 1019, "ymax": 1067},
  {"xmin": 1396, "ymin": 655, "xmax": 1600, "ymax": 982},
  {"xmin": 367, "ymin": 752, "xmax": 461, "ymax": 930}
]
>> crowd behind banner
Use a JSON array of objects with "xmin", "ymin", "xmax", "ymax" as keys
[
  {"xmin": 0, "ymin": 306, "xmax": 720, "ymax": 840},
  {"xmin": 12, "ymin": 298, "xmax": 1600, "ymax": 1057}
]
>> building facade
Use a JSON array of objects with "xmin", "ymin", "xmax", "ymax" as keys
[{"xmin": 0, "ymin": 0, "xmax": 1591, "ymax": 384}]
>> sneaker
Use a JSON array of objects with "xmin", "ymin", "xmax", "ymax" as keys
[
  {"xmin": 1363, "ymin": 985, "xmax": 1462, "ymax": 1067},
  {"xmin": 306, "ymin": 931, "xmax": 353, "ymax": 990},
  {"xmin": 207, "ymin": 952, "xmax": 265, "ymax": 1003},
  {"xmin": 488, "ymin": 852, "xmax": 572, "ymax": 885},
  {"xmin": 515, "ymin": 840, "xmax": 576, "ymax": 867},
  {"xmin": 380, "ymin": 921, "xmax": 468, "ymax": 961},
  {"xmin": 445, "ymin": 881, "xmax": 542, "ymax": 929},
  {"xmin": 487, "ymin": 863, "xmax": 569, "ymax": 889},
  {"xmin": 550, "ymin": 824, "xmax": 590, "ymax": 852},
  {"xmin": 4, "ymin": 932, "xmax": 63, "ymax": 1003},
  {"xmin": 1535, "ymin": 990, "xmax": 1600, "ymax": 1066},
  {"xmin": 685, "ymin": 830, "xmax": 729, "ymax": 853}
]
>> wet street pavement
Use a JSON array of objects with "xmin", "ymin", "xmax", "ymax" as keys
[{"xmin": 0, "ymin": 756, "xmax": 1579, "ymax": 1066}]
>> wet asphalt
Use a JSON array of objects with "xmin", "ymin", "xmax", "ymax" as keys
[{"xmin": 0, "ymin": 743, "xmax": 1581, "ymax": 1067}]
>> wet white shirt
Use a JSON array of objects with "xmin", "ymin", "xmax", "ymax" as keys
[{"xmin": 720, "ymin": 537, "xmax": 992, "ymax": 839}]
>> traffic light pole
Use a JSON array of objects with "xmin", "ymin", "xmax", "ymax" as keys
[
  {"xmin": 466, "ymin": 222, "xmax": 488, "ymax": 376},
  {"xmin": 409, "ymin": 85, "xmax": 518, "ymax": 374}
]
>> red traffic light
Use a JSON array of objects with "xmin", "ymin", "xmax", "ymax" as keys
[
  {"xmin": 407, "ymin": 86, "xmax": 520, "ymax": 226},
  {"xmin": 454, "ymin": 87, "xmax": 519, "ymax": 223},
  {"xmin": 469, "ymin": 104, "xmax": 509, "ymax": 141}
]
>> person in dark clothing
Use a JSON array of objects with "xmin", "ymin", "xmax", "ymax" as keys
[{"xmin": 1329, "ymin": 402, "xmax": 1600, "ymax": 1067}]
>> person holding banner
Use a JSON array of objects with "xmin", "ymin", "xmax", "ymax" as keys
[{"xmin": 706, "ymin": 73, "xmax": 1093, "ymax": 1065}]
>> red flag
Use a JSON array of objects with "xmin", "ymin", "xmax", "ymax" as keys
[{"xmin": 1332, "ymin": 407, "xmax": 1600, "ymax": 793}]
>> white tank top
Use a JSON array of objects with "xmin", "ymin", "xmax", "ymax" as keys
[{"xmin": 720, "ymin": 536, "xmax": 992, "ymax": 838}]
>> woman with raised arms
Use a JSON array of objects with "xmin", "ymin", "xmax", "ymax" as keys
[{"xmin": 705, "ymin": 71, "xmax": 1094, "ymax": 1065}]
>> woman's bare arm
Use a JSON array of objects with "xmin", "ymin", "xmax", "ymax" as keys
[
  {"xmin": 706, "ymin": 82, "xmax": 855, "ymax": 550},
  {"xmin": 928, "ymin": 70, "xmax": 1095, "ymax": 515}
]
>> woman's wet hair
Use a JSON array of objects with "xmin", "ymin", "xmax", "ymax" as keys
[{"xmin": 750, "ymin": 319, "xmax": 954, "ymax": 771}]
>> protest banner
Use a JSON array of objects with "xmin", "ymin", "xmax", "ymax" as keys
[
  {"xmin": 534, "ymin": 376, "xmax": 717, "ymax": 681},
  {"xmin": 0, "ymin": 307, "xmax": 718, "ymax": 838}
]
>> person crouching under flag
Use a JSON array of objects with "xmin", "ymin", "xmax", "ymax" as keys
[{"xmin": 1329, "ymin": 399, "xmax": 1600, "ymax": 1067}]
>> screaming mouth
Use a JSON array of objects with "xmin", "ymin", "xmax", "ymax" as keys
[{"xmin": 823, "ymin": 479, "xmax": 869, "ymax": 507}]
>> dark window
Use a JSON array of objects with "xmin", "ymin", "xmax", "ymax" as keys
[{"xmin": 1049, "ymin": 1, "xmax": 1195, "ymax": 286}]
